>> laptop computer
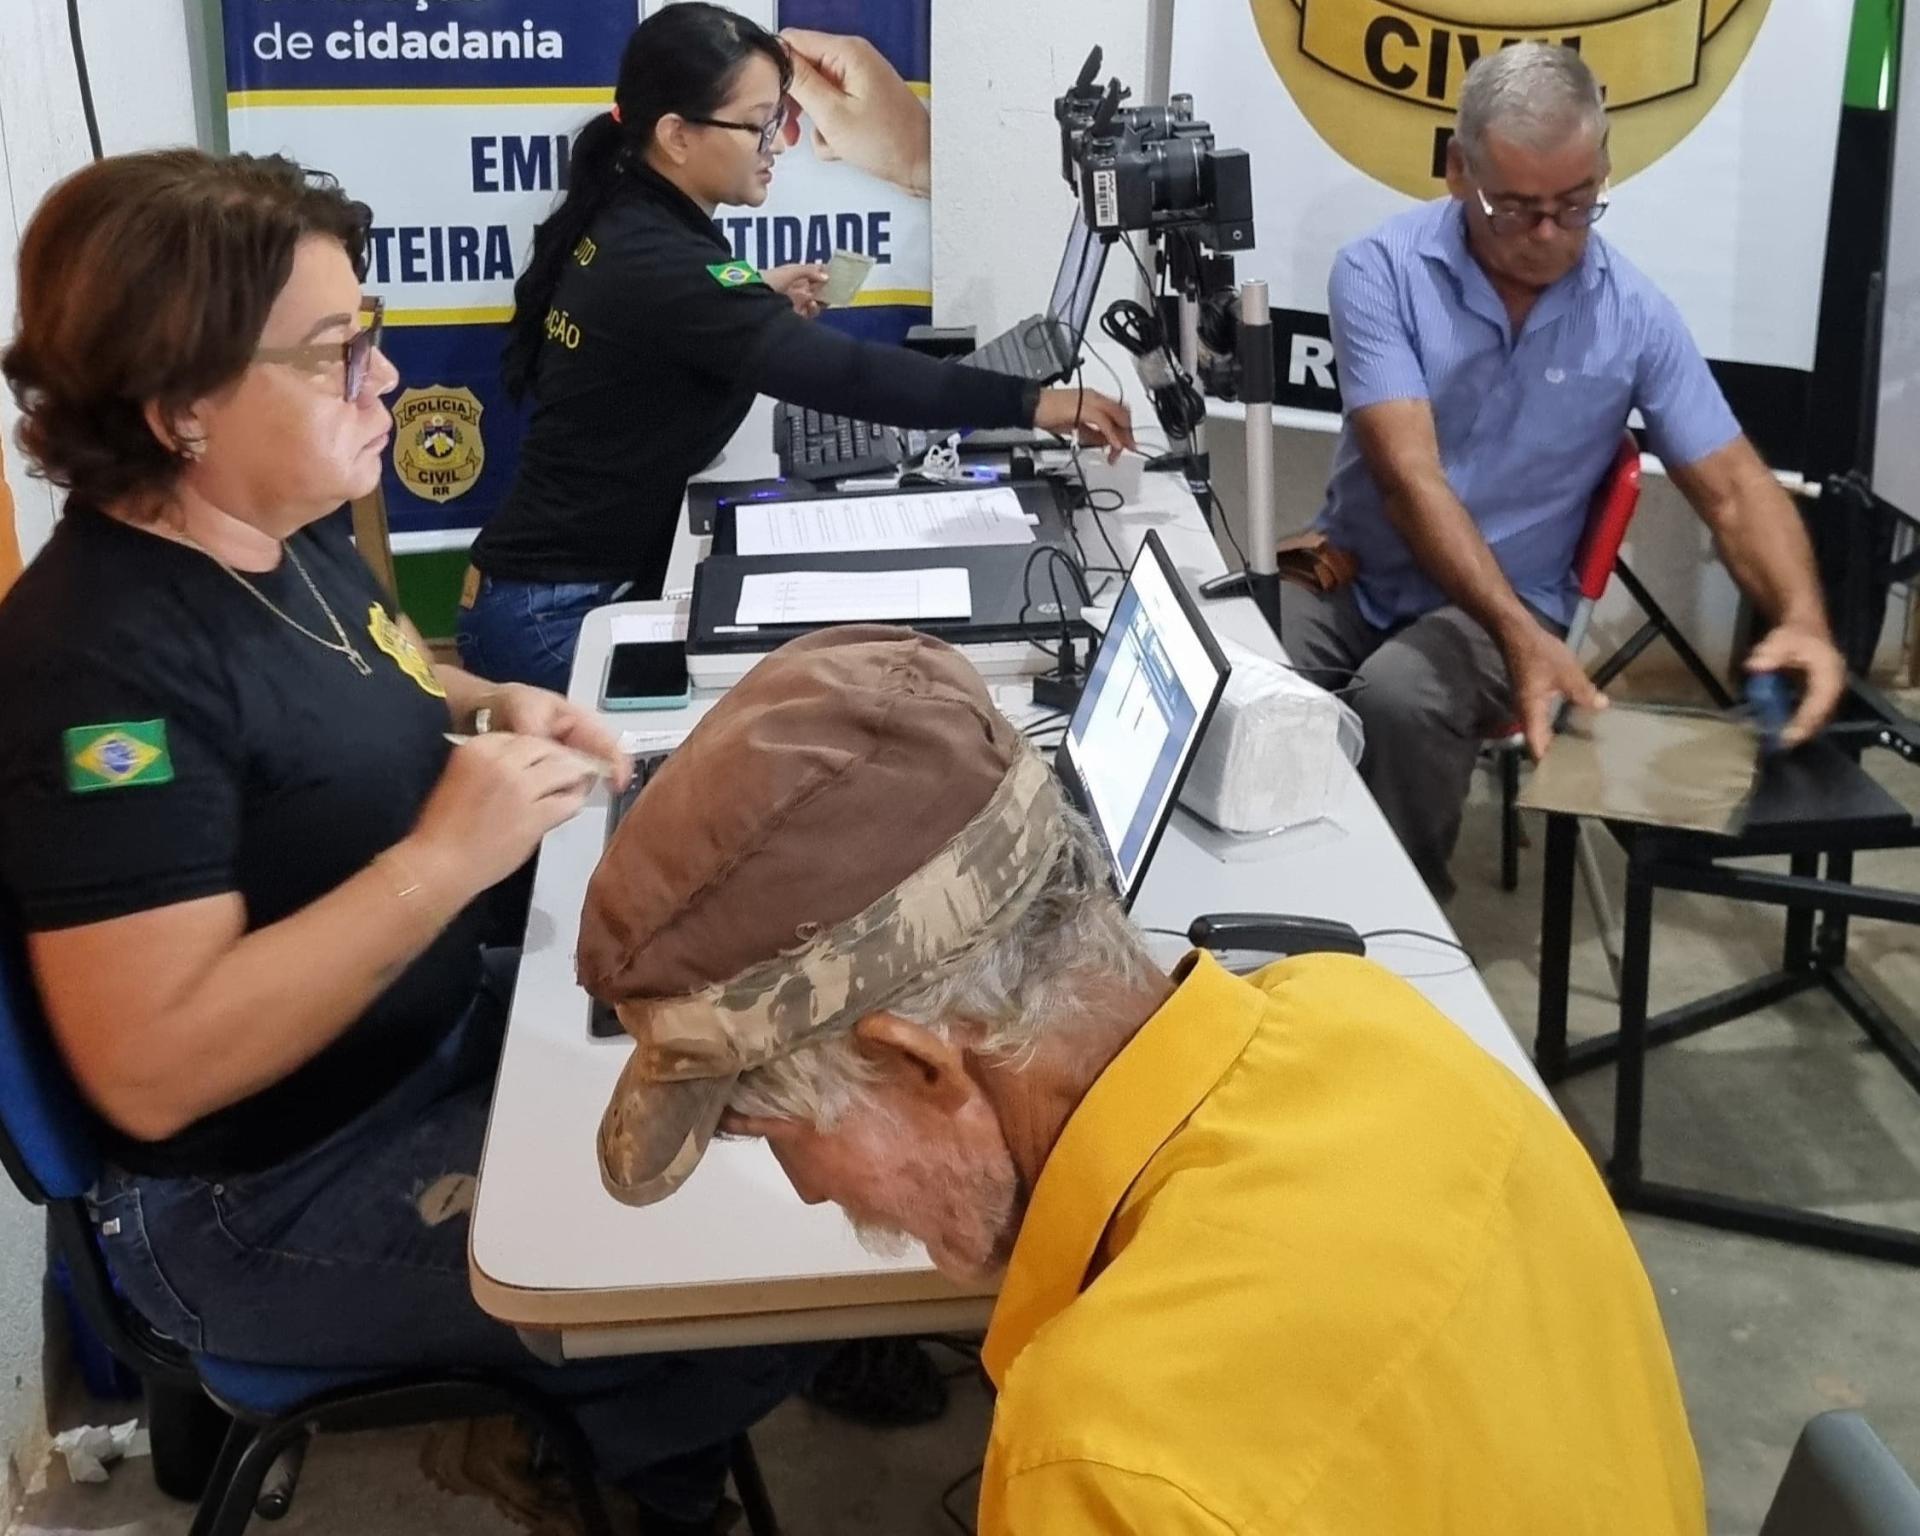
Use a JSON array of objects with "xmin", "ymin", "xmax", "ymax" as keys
[
  {"xmin": 773, "ymin": 208, "xmax": 1110, "ymax": 481},
  {"xmin": 1053, "ymin": 530, "xmax": 1231, "ymax": 910},
  {"xmin": 959, "ymin": 207, "xmax": 1108, "ymax": 384}
]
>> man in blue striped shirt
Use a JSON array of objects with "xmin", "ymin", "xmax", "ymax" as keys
[{"xmin": 1283, "ymin": 44, "xmax": 1843, "ymax": 897}]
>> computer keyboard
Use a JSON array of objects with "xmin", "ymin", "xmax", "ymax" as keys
[
  {"xmin": 773, "ymin": 403, "xmax": 937, "ymax": 482},
  {"xmin": 590, "ymin": 750, "xmax": 672, "ymax": 1040}
]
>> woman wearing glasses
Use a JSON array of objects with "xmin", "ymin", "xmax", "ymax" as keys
[
  {"xmin": 459, "ymin": 2, "xmax": 1134, "ymax": 692},
  {"xmin": 0, "ymin": 150, "xmax": 819, "ymax": 1536}
]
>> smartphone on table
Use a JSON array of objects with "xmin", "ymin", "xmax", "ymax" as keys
[{"xmin": 601, "ymin": 641, "xmax": 691, "ymax": 711}]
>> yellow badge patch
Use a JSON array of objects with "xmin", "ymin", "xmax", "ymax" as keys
[
  {"xmin": 392, "ymin": 385, "xmax": 486, "ymax": 504},
  {"xmin": 368, "ymin": 602, "xmax": 448, "ymax": 698},
  {"xmin": 1249, "ymin": 0, "xmax": 1769, "ymax": 197}
]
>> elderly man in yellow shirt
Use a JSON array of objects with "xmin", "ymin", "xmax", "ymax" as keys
[{"xmin": 579, "ymin": 626, "xmax": 1706, "ymax": 1535}]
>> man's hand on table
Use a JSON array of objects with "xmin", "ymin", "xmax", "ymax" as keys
[
  {"xmin": 1502, "ymin": 621, "xmax": 1608, "ymax": 761},
  {"xmin": 1745, "ymin": 618, "xmax": 1846, "ymax": 749}
]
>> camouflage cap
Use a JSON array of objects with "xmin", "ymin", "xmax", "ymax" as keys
[{"xmin": 579, "ymin": 626, "xmax": 1068, "ymax": 1207}]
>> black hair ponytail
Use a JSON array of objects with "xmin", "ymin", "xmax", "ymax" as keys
[{"xmin": 503, "ymin": 3, "xmax": 791, "ymax": 400}]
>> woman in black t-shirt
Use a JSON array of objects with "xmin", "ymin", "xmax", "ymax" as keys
[
  {"xmin": 0, "ymin": 150, "xmax": 814, "ymax": 1534},
  {"xmin": 458, "ymin": 3, "xmax": 1135, "ymax": 693}
]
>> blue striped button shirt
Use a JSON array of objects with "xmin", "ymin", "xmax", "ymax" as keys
[{"xmin": 1317, "ymin": 197, "xmax": 1741, "ymax": 628}]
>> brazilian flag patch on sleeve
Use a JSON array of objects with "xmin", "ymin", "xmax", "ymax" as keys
[
  {"xmin": 64, "ymin": 720, "xmax": 175, "ymax": 794},
  {"xmin": 706, "ymin": 261, "xmax": 764, "ymax": 289}
]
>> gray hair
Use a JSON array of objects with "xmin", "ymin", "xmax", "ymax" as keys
[
  {"xmin": 1455, "ymin": 43, "xmax": 1608, "ymax": 174},
  {"xmin": 725, "ymin": 807, "xmax": 1158, "ymax": 1130}
]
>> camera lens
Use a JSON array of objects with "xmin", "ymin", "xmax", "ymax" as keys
[{"xmin": 1147, "ymin": 137, "xmax": 1206, "ymax": 215}]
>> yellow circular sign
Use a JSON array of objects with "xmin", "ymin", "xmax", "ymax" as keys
[{"xmin": 1250, "ymin": 0, "xmax": 1770, "ymax": 198}]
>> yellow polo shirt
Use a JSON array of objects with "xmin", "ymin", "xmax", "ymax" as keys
[{"xmin": 978, "ymin": 952, "xmax": 1704, "ymax": 1535}]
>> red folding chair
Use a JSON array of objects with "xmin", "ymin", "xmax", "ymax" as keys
[
  {"xmin": 1491, "ymin": 435, "xmax": 1642, "ymax": 860},
  {"xmin": 1486, "ymin": 436, "xmax": 1643, "ymax": 986}
]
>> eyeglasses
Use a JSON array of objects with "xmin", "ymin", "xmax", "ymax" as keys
[
  {"xmin": 1475, "ymin": 185, "xmax": 1610, "ymax": 238},
  {"xmin": 684, "ymin": 101, "xmax": 788, "ymax": 157},
  {"xmin": 253, "ymin": 296, "xmax": 386, "ymax": 401}
]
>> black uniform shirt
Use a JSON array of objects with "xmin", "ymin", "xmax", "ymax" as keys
[
  {"xmin": 0, "ymin": 506, "xmax": 484, "ymax": 1178},
  {"xmin": 472, "ymin": 163, "xmax": 1038, "ymax": 589}
]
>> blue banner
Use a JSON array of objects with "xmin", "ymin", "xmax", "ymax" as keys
[{"xmin": 224, "ymin": 0, "xmax": 933, "ymax": 542}]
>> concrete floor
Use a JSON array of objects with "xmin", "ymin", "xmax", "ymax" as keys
[{"xmin": 7, "ymin": 745, "xmax": 1919, "ymax": 1536}]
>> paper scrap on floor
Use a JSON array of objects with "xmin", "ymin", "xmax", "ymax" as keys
[
  {"xmin": 1517, "ymin": 704, "xmax": 1760, "ymax": 835},
  {"xmin": 735, "ymin": 568, "xmax": 972, "ymax": 626},
  {"xmin": 734, "ymin": 487, "xmax": 1034, "ymax": 556}
]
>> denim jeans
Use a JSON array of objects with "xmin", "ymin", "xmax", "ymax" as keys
[
  {"xmin": 456, "ymin": 572, "xmax": 632, "ymax": 694},
  {"xmin": 88, "ymin": 952, "xmax": 822, "ymax": 1520}
]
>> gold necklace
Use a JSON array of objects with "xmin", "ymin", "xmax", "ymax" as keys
[{"xmin": 186, "ymin": 534, "xmax": 374, "ymax": 676}]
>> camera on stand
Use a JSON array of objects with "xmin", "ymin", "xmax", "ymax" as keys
[
  {"xmin": 1053, "ymin": 47, "xmax": 1282, "ymax": 640},
  {"xmin": 1055, "ymin": 50, "xmax": 1254, "ymax": 255}
]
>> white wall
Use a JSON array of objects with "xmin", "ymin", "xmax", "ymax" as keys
[
  {"xmin": 0, "ymin": 0, "xmax": 204, "ymax": 566},
  {"xmin": 930, "ymin": 0, "xmax": 1171, "ymax": 343},
  {"xmin": 0, "ymin": 0, "xmax": 205, "ymax": 1508}
]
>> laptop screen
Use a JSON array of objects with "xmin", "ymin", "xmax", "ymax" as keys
[
  {"xmin": 1058, "ymin": 531, "xmax": 1229, "ymax": 907},
  {"xmin": 1045, "ymin": 208, "xmax": 1108, "ymax": 350}
]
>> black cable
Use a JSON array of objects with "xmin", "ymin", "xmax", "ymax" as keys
[
  {"xmin": 67, "ymin": 0, "xmax": 104, "ymax": 161},
  {"xmin": 1017, "ymin": 544, "xmax": 1093, "ymax": 668},
  {"xmin": 1055, "ymin": 379, "xmax": 1129, "ymax": 581},
  {"xmin": 1358, "ymin": 928, "xmax": 1473, "ymax": 958},
  {"xmin": 1017, "ymin": 213, "xmax": 1140, "ymax": 586},
  {"xmin": 1100, "ymin": 297, "xmax": 1206, "ymax": 437},
  {"xmin": 1118, "ymin": 233, "xmax": 1250, "ymax": 572}
]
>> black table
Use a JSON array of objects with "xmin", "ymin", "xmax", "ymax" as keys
[{"xmin": 1535, "ymin": 737, "xmax": 1920, "ymax": 1263}]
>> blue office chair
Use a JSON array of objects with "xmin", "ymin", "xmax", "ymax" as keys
[
  {"xmin": 1760, "ymin": 1412, "xmax": 1920, "ymax": 1536},
  {"xmin": 0, "ymin": 927, "xmax": 781, "ymax": 1536}
]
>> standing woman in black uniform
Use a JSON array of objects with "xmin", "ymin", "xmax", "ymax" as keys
[{"xmin": 458, "ymin": 3, "xmax": 1132, "ymax": 692}]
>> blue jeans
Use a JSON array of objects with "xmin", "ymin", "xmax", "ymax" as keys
[
  {"xmin": 89, "ymin": 953, "xmax": 822, "ymax": 1520},
  {"xmin": 456, "ymin": 573, "xmax": 632, "ymax": 694}
]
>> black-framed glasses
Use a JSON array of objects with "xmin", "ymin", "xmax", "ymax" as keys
[
  {"xmin": 684, "ymin": 101, "xmax": 788, "ymax": 157},
  {"xmin": 1475, "ymin": 184, "xmax": 1610, "ymax": 238},
  {"xmin": 254, "ymin": 296, "xmax": 386, "ymax": 401}
]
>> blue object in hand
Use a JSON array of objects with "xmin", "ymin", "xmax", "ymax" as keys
[{"xmin": 1746, "ymin": 670, "xmax": 1794, "ymax": 754}]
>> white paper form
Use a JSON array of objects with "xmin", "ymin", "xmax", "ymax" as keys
[
  {"xmin": 734, "ymin": 488, "xmax": 1035, "ymax": 557},
  {"xmin": 734, "ymin": 568, "xmax": 972, "ymax": 626},
  {"xmin": 608, "ymin": 612, "xmax": 686, "ymax": 645}
]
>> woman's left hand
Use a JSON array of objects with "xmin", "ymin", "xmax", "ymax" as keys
[
  {"xmin": 766, "ymin": 263, "xmax": 829, "ymax": 319},
  {"xmin": 477, "ymin": 683, "xmax": 631, "ymax": 790}
]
